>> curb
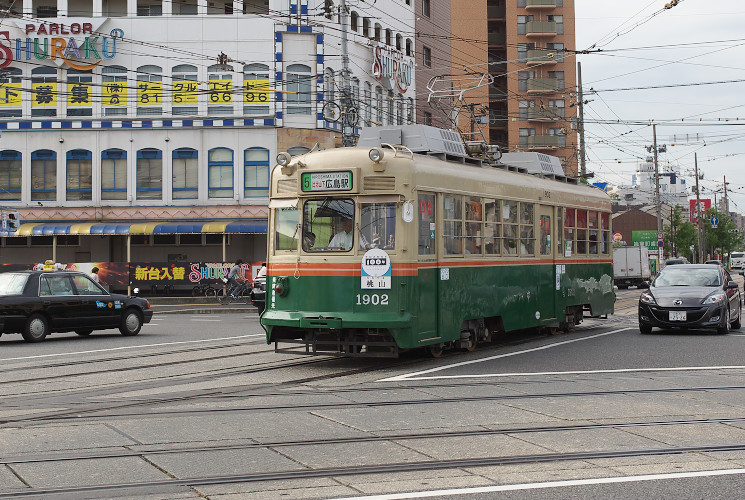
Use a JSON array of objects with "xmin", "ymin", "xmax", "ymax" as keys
[{"xmin": 151, "ymin": 305, "xmax": 257, "ymax": 315}]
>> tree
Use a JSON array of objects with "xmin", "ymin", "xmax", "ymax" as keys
[
  {"xmin": 663, "ymin": 206, "xmax": 696, "ymax": 261},
  {"xmin": 702, "ymin": 208, "xmax": 742, "ymax": 260}
]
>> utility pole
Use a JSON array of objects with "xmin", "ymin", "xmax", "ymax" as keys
[
  {"xmin": 694, "ymin": 153, "xmax": 704, "ymax": 263},
  {"xmin": 577, "ymin": 62, "xmax": 587, "ymax": 178},
  {"xmin": 652, "ymin": 123, "xmax": 663, "ymax": 262},
  {"xmin": 724, "ymin": 175, "xmax": 729, "ymax": 213},
  {"xmin": 339, "ymin": 0, "xmax": 355, "ymax": 147}
]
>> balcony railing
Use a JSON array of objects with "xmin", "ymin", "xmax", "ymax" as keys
[
  {"xmin": 522, "ymin": 135, "xmax": 565, "ymax": 149},
  {"xmin": 526, "ymin": 0, "xmax": 557, "ymax": 8},
  {"xmin": 525, "ymin": 21, "xmax": 557, "ymax": 36},
  {"xmin": 526, "ymin": 48, "xmax": 563, "ymax": 64},
  {"xmin": 526, "ymin": 77, "xmax": 562, "ymax": 93},
  {"xmin": 526, "ymin": 107, "xmax": 564, "ymax": 121}
]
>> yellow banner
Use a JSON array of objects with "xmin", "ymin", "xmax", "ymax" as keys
[
  {"xmin": 244, "ymin": 79, "xmax": 269, "ymax": 103},
  {"xmin": 137, "ymin": 81, "xmax": 162, "ymax": 106},
  {"xmin": 0, "ymin": 82, "xmax": 22, "ymax": 107},
  {"xmin": 208, "ymin": 79, "xmax": 232, "ymax": 104},
  {"xmin": 67, "ymin": 82, "xmax": 93, "ymax": 107},
  {"xmin": 172, "ymin": 80, "xmax": 198, "ymax": 105},
  {"xmin": 32, "ymin": 82, "xmax": 57, "ymax": 107},
  {"xmin": 103, "ymin": 81, "xmax": 127, "ymax": 107}
]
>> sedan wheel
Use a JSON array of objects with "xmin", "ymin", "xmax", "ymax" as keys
[
  {"xmin": 717, "ymin": 308, "xmax": 731, "ymax": 335},
  {"xmin": 75, "ymin": 329, "xmax": 93, "ymax": 336},
  {"xmin": 119, "ymin": 309, "xmax": 142, "ymax": 336},
  {"xmin": 23, "ymin": 314, "xmax": 49, "ymax": 343},
  {"xmin": 732, "ymin": 303, "xmax": 742, "ymax": 330}
]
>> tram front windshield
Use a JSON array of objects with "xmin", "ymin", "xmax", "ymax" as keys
[{"xmin": 302, "ymin": 198, "xmax": 396, "ymax": 252}]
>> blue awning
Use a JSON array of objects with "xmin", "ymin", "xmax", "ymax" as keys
[{"xmin": 14, "ymin": 220, "xmax": 268, "ymax": 236}]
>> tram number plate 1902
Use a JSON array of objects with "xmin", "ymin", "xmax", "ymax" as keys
[{"xmin": 669, "ymin": 311, "xmax": 686, "ymax": 321}]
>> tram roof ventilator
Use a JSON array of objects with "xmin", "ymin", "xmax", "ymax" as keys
[{"xmin": 357, "ymin": 125, "xmax": 576, "ymax": 183}]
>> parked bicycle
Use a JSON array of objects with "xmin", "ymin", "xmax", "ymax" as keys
[
  {"xmin": 191, "ymin": 283, "xmax": 219, "ymax": 297},
  {"xmin": 217, "ymin": 278, "xmax": 250, "ymax": 304}
]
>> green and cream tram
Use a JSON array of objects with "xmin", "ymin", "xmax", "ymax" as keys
[{"xmin": 262, "ymin": 126, "xmax": 614, "ymax": 357}]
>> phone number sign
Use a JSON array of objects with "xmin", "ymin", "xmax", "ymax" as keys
[{"xmin": 301, "ymin": 171, "xmax": 353, "ymax": 192}]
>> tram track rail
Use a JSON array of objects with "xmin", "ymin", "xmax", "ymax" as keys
[
  {"xmin": 4, "ymin": 415, "xmax": 745, "ymax": 467},
  {"xmin": 5, "ymin": 382, "xmax": 745, "ymax": 426},
  {"xmin": 4, "ymin": 442, "xmax": 745, "ymax": 499}
]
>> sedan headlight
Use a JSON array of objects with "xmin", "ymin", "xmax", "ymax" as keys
[
  {"xmin": 703, "ymin": 293, "xmax": 726, "ymax": 305},
  {"xmin": 640, "ymin": 292, "xmax": 657, "ymax": 305}
]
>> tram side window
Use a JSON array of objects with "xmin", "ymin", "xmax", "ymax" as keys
[
  {"xmin": 576, "ymin": 209, "xmax": 588, "ymax": 254},
  {"xmin": 484, "ymin": 199, "xmax": 500, "ymax": 255},
  {"xmin": 275, "ymin": 207, "xmax": 299, "ymax": 251},
  {"xmin": 564, "ymin": 207, "xmax": 575, "ymax": 256},
  {"xmin": 418, "ymin": 193, "xmax": 435, "ymax": 255},
  {"xmin": 361, "ymin": 202, "xmax": 396, "ymax": 249},
  {"xmin": 444, "ymin": 194, "xmax": 463, "ymax": 255},
  {"xmin": 465, "ymin": 196, "xmax": 482, "ymax": 255},
  {"xmin": 588, "ymin": 210, "xmax": 599, "ymax": 255},
  {"xmin": 557, "ymin": 207, "xmax": 564, "ymax": 255},
  {"xmin": 520, "ymin": 202, "xmax": 534, "ymax": 255},
  {"xmin": 502, "ymin": 200, "xmax": 518, "ymax": 254},
  {"xmin": 601, "ymin": 212, "xmax": 611, "ymax": 254},
  {"xmin": 303, "ymin": 198, "xmax": 358, "ymax": 252}
]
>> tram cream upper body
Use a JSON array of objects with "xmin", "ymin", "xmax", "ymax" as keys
[{"xmin": 268, "ymin": 146, "xmax": 611, "ymax": 262}]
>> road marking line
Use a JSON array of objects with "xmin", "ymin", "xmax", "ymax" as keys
[
  {"xmin": 379, "ymin": 328, "xmax": 632, "ymax": 382},
  {"xmin": 326, "ymin": 468, "xmax": 745, "ymax": 500},
  {"xmin": 1, "ymin": 334, "xmax": 265, "ymax": 362}
]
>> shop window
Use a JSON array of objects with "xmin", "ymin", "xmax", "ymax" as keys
[
  {"xmin": 101, "ymin": 149, "xmax": 127, "ymax": 200},
  {"xmin": 66, "ymin": 149, "xmax": 92, "ymax": 201},
  {"xmin": 172, "ymin": 0, "xmax": 196, "ymax": 15},
  {"xmin": 31, "ymin": 149, "xmax": 56, "ymax": 201},
  {"xmin": 0, "ymin": 150, "xmax": 21, "ymax": 201},
  {"xmin": 243, "ymin": 0, "xmax": 268, "ymax": 14},
  {"xmin": 243, "ymin": 63, "xmax": 270, "ymax": 116},
  {"xmin": 102, "ymin": 65, "xmax": 128, "ymax": 116},
  {"xmin": 172, "ymin": 64, "xmax": 198, "ymax": 116},
  {"xmin": 136, "ymin": 148, "xmax": 162, "ymax": 200},
  {"xmin": 136, "ymin": 65, "xmax": 162, "ymax": 115},
  {"xmin": 172, "ymin": 148, "xmax": 198, "ymax": 199},
  {"xmin": 0, "ymin": 68, "xmax": 22, "ymax": 117},
  {"xmin": 208, "ymin": 148, "xmax": 234, "ymax": 198},
  {"xmin": 244, "ymin": 147, "xmax": 269, "ymax": 198},
  {"xmin": 31, "ymin": 67, "xmax": 57, "ymax": 117},
  {"xmin": 207, "ymin": 64, "xmax": 233, "ymax": 115},
  {"xmin": 285, "ymin": 64, "xmax": 312, "ymax": 115}
]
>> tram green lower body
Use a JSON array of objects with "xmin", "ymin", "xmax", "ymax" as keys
[{"xmin": 262, "ymin": 263, "xmax": 614, "ymax": 354}]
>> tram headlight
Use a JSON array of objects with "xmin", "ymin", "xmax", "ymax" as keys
[
  {"xmin": 369, "ymin": 147, "xmax": 384, "ymax": 163},
  {"xmin": 276, "ymin": 152, "xmax": 292, "ymax": 166}
]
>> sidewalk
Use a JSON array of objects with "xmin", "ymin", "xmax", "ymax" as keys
[{"xmin": 143, "ymin": 296, "xmax": 258, "ymax": 315}]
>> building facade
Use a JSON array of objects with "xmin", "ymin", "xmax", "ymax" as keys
[
  {"xmin": 486, "ymin": 0, "xmax": 578, "ymax": 174},
  {"xmin": 0, "ymin": 0, "xmax": 416, "ymax": 265}
]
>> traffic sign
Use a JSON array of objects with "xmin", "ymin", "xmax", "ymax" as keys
[
  {"xmin": 657, "ymin": 232, "xmax": 663, "ymax": 239},
  {"xmin": 711, "ymin": 217, "xmax": 719, "ymax": 226},
  {"xmin": 657, "ymin": 241, "xmax": 664, "ymax": 247}
]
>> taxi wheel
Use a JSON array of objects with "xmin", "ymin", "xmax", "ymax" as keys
[
  {"xmin": 75, "ymin": 329, "xmax": 93, "ymax": 336},
  {"xmin": 639, "ymin": 324, "xmax": 653, "ymax": 335},
  {"xmin": 23, "ymin": 314, "xmax": 49, "ymax": 343},
  {"xmin": 119, "ymin": 309, "xmax": 142, "ymax": 336}
]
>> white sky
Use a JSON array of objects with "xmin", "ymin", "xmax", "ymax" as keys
[{"xmin": 574, "ymin": 0, "xmax": 745, "ymax": 212}]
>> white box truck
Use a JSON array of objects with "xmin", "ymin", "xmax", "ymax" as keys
[
  {"xmin": 731, "ymin": 251, "xmax": 745, "ymax": 270},
  {"xmin": 613, "ymin": 246, "xmax": 652, "ymax": 289}
]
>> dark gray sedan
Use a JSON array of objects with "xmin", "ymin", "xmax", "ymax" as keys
[
  {"xmin": 638, "ymin": 264, "xmax": 741, "ymax": 334},
  {"xmin": 0, "ymin": 270, "xmax": 153, "ymax": 343}
]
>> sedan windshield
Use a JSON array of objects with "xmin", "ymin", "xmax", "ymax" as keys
[
  {"xmin": 655, "ymin": 268, "xmax": 721, "ymax": 287},
  {"xmin": 0, "ymin": 273, "xmax": 28, "ymax": 296}
]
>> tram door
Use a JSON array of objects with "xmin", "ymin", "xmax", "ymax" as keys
[
  {"xmin": 538, "ymin": 205, "xmax": 556, "ymax": 322},
  {"xmin": 416, "ymin": 192, "xmax": 438, "ymax": 340}
]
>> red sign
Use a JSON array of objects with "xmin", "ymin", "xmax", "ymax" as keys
[{"xmin": 689, "ymin": 199, "xmax": 712, "ymax": 223}]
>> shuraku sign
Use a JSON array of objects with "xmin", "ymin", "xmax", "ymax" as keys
[
  {"xmin": 371, "ymin": 43, "xmax": 413, "ymax": 94},
  {"xmin": 0, "ymin": 18, "xmax": 120, "ymax": 70}
]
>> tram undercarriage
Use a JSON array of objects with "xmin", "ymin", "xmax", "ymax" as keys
[{"xmin": 271, "ymin": 326, "xmax": 400, "ymax": 358}]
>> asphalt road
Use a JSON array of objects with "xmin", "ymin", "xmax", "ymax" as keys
[{"xmin": 2, "ymin": 292, "xmax": 745, "ymax": 500}]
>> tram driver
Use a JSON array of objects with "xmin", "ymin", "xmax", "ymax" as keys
[{"xmin": 328, "ymin": 214, "xmax": 371, "ymax": 251}]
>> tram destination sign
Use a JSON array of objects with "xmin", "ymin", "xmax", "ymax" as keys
[{"xmin": 301, "ymin": 171, "xmax": 353, "ymax": 192}]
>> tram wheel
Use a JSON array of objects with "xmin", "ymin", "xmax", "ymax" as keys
[
  {"xmin": 465, "ymin": 330, "xmax": 477, "ymax": 352},
  {"xmin": 428, "ymin": 343, "xmax": 444, "ymax": 358}
]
